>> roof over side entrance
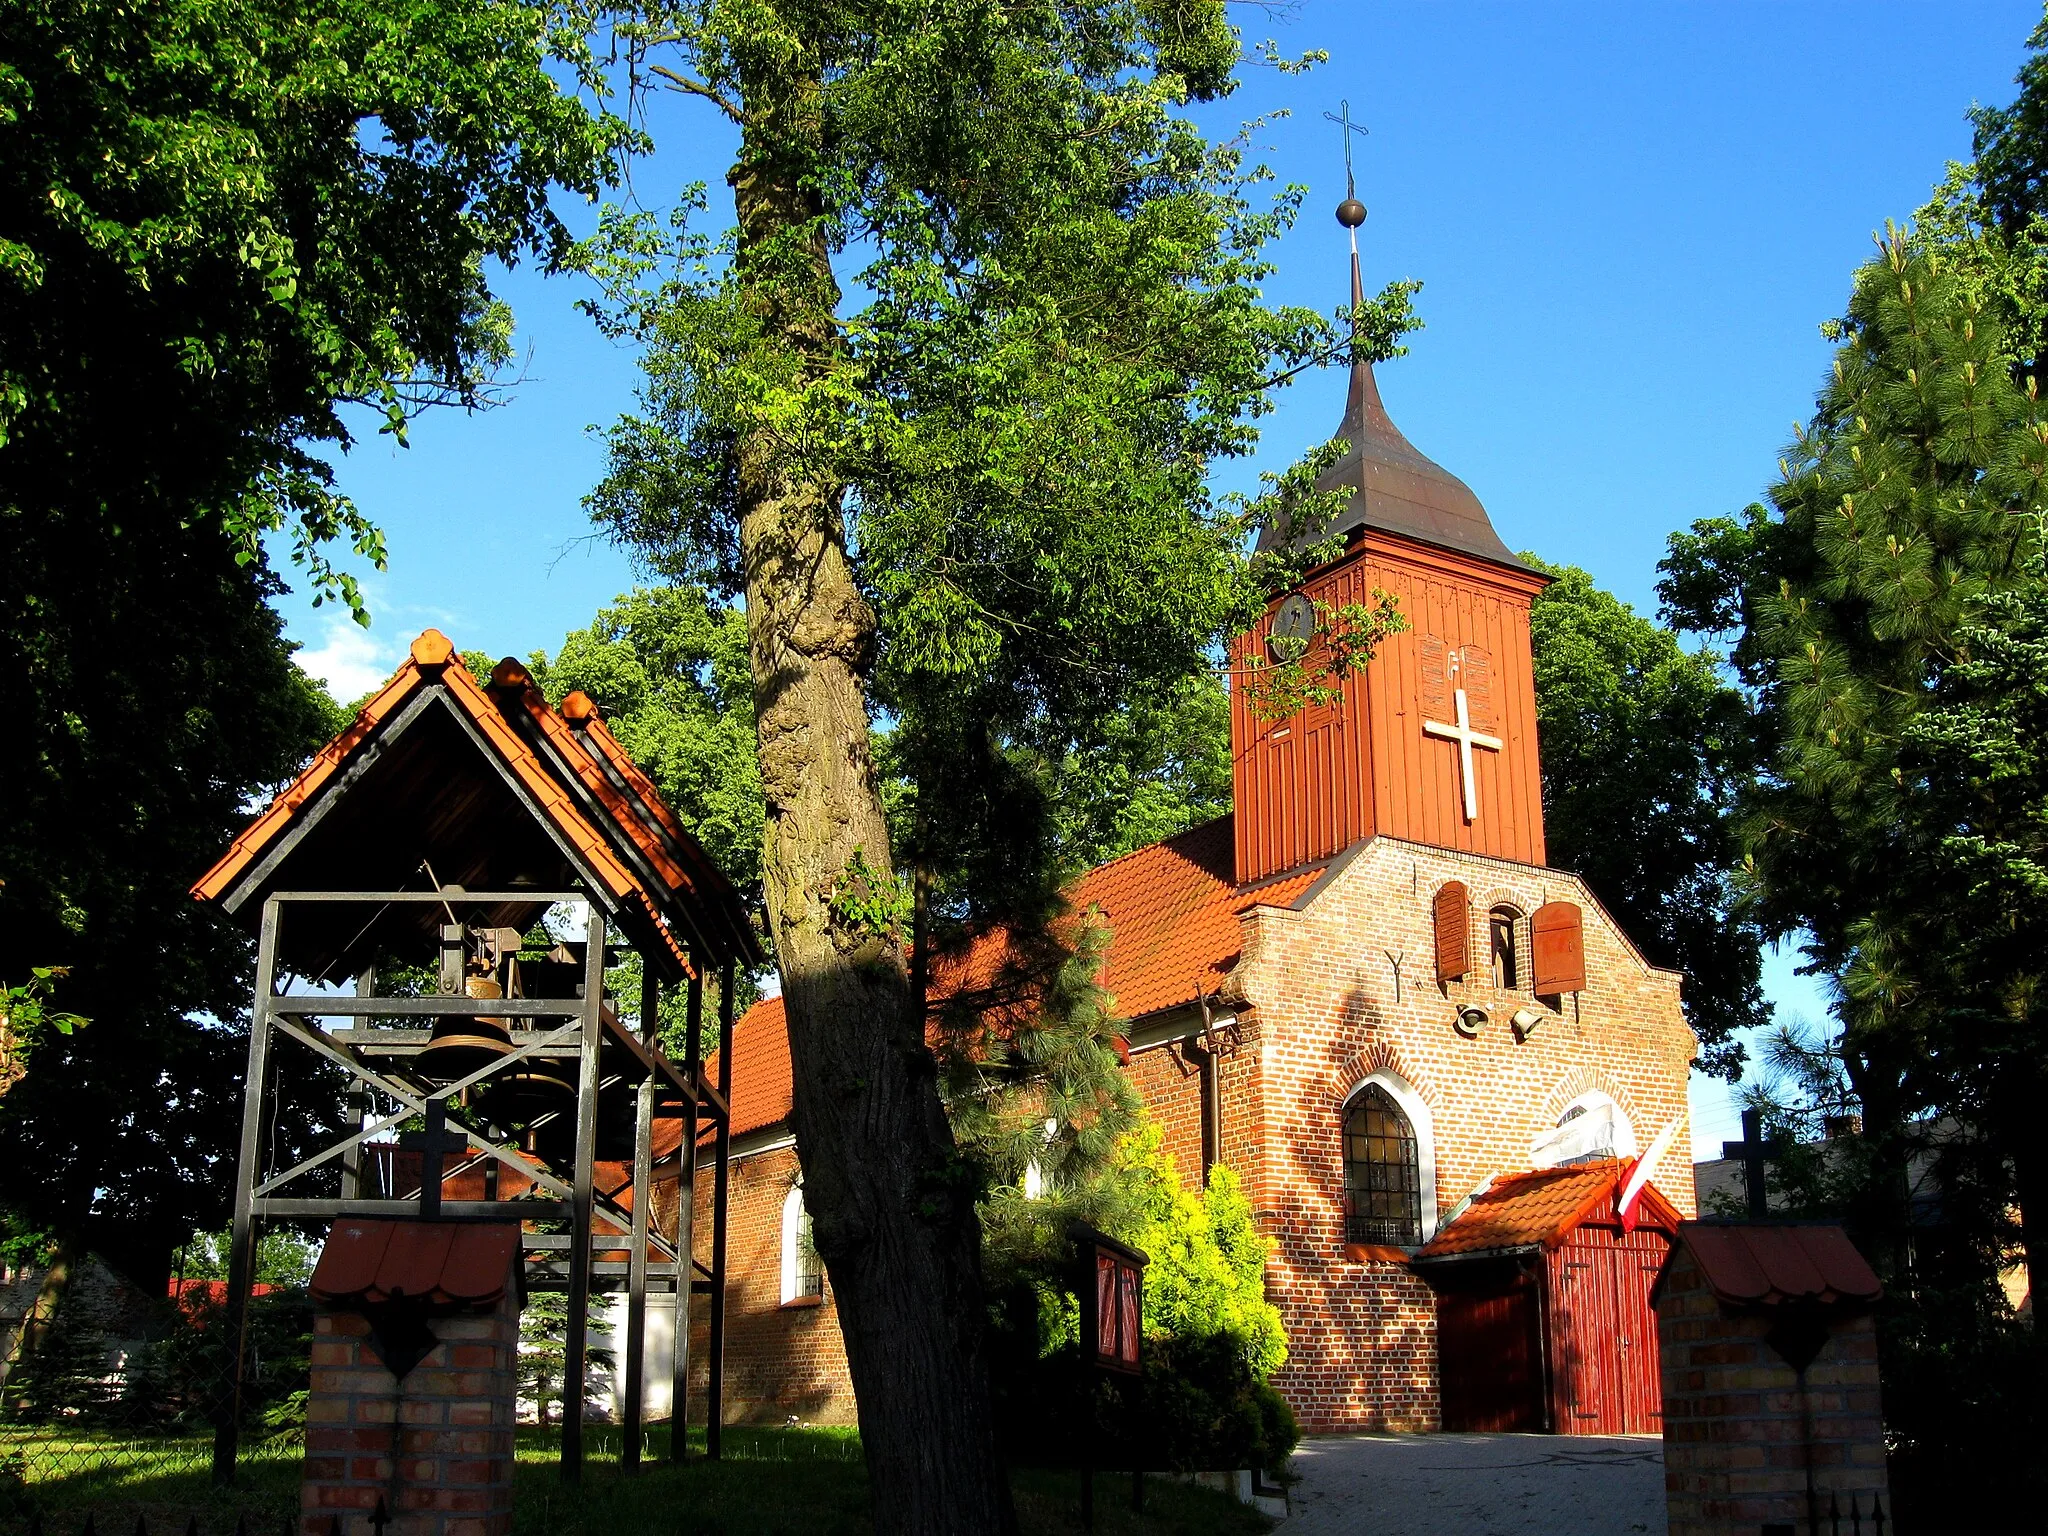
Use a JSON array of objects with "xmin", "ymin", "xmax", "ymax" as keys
[{"xmin": 1417, "ymin": 1161, "xmax": 1683, "ymax": 1261}]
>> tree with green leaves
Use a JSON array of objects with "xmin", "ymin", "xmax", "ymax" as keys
[
  {"xmin": 573, "ymin": 3, "xmax": 1412, "ymax": 1524},
  {"xmin": 0, "ymin": 0, "xmax": 630, "ymax": 1286},
  {"xmin": 1659, "ymin": 226, "xmax": 2048, "ymax": 1262},
  {"xmin": 1525, "ymin": 561, "xmax": 1767, "ymax": 1077}
]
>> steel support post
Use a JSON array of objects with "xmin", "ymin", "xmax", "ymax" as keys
[
  {"xmin": 561, "ymin": 903, "xmax": 606, "ymax": 1485},
  {"xmin": 706, "ymin": 960, "xmax": 734, "ymax": 1460},
  {"xmin": 621, "ymin": 968, "xmax": 658, "ymax": 1471},
  {"xmin": 343, "ymin": 968, "xmax": 374, "ymax": 1200},
  {"xmin": 212, "ymin": 896, "xmax": 281, "ymax": 1486},
  {"xmin": 669, "ymin": 969, "xmax": 702, "ymax": 1462}
]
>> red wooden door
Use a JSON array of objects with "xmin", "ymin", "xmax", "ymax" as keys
[
  {"xmin": 1550, "ymin": 1248, "xmax": 1612, "ymax": 1431},
  {"xmin": 1547, "ymin": 1226, "xmax": 1670, "ymax": 1434},
  {"xmin": 1434, "ymin": 1261, "xmax": 1543, "ymax": 1431},
  {"xmin": 1609, "ymin": 1232, "xmax": 1667, "ymax": 1433}
]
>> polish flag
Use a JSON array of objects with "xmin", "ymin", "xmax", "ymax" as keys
[{"xmin": 1617, "ymin": 1117, "xmax": 1682, "ymax": 1232}]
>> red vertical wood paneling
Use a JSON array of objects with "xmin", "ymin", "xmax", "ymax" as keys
[
  {"xmin": 1231, "ymin": 533, "xmax": 1548, "ymax": 883},
  {"xmin": 1435, "ymin": 1262, "xmax": 1545, "ymax": 1432}
]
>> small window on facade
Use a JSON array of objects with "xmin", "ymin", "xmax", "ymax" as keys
[
  {"xmin": 1343, "ymin": 1085, "xmax": 1423, "ymax": 1247},
  {"xmin": 1490, "ymin": 907, "xmax": 1519, "ymax": 990},
  {"xmin": 780, "ymin": 1184, "xmax": 824, "ymax": 1304}
]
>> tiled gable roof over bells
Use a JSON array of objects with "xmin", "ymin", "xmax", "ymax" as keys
[{"xmin": 191, "ymin": 629, "xmax": 761, "ymax": 984}]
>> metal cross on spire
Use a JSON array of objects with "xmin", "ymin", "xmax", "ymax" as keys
[
  {"xmin": 1323, "ymin": 99, "xmax": 1370, "ymax": 201},
  {"xmin": 1323, "ymin": 100, "xmax": 1370, "ymax": 246}
]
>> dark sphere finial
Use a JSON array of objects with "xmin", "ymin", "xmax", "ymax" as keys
[{"xmin": 1336, "ymin": 197, "xmax": 1367, "ymax": 229}]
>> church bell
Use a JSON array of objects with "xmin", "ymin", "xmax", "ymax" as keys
[{"xmin": 417, "ymin": 975, "xmax": 516, "ymax": 1084}]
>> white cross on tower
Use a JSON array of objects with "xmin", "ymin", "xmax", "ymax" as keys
[{"xmin": 1423, "ymin": 688, "xmax": 1503, "ymax": 822}]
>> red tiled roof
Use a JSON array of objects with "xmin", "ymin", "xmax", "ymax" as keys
[
  {"xmin": 1064, "ymin": 817, "xmax": 1321, "ymax": 1021},
  {"xmin": 710, "ymin": 814, "xmax": 1325, "ymax": 1141},
  {"xmin": 652, "ymin": 999, "xmax": 795, "ymax": 1150},
  {"xmin": 309, "ymin": 1219, "xmax": 520, "ymax": 1307},
  {"xmin": 1669, "ymin": 1222, "xmax": 1883, "ymax": 1308},
  {"xmin": 1418, "ymin": 1161, "xmax": 1682, "ymax": 1259}
]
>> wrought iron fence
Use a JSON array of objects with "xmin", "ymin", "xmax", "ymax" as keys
[
  {"xmin": 1768, "ymin": 1491, "xmax": 1890, "ymax": 1536},
  {"xmin": 0, "ymin": 1271, "xmax": 308, "ymax": 1507}
]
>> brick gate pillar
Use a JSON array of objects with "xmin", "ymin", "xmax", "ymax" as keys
[
  {"xmin": 302, "ymin": 1222, "xmax": 522, "ymax": 1536},
  {"xmin": 1654, "ymin": 1221, "xmax": 1888, "ymax": 1536}
]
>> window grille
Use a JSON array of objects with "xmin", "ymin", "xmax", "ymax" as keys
[
  {"xmin": 794, "ymin": 1200, "xmax": 824, "ymax": 1299},
  {"xmin": 1344, "ymin": 1085, "xmax": 1422, "ymax": 1246}
]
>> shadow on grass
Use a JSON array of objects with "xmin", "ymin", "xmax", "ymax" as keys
[{"xmin": 2, "ymin": 1426, "xmax": 1270, "ymax": 1536}]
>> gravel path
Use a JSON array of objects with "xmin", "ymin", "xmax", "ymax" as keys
[{"xmin": 1282, "ymin": 1433, "xmax": 1666, "ymax": 1535}]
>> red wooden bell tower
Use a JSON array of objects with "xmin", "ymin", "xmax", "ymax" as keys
[{"xmin": 1232, "ymin": 225, "xmax": 1550, "ymax": 885}]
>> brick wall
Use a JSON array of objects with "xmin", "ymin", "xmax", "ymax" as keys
[
  {"xmin": 1656, "ymin": 1246, "xmax": 1889, "ymax": 1535},
  {"xmin": 666, "ymin": 834, "xmax": 1695, "ymax": 1439},
  {"xmin": 1229, "ymin": 837, "xmax": 1696, "ymax": 1432},
  {"xmin": 669, "ymin": 1143, "xmax": 856, "ymax": 1426},
  {"xmin": 302, "ymin": 1292, "xmax": 518, "ymax": 1536}
]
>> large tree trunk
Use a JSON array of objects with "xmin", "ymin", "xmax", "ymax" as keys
[
  {"xmin": 1842, "ymin": 1037, "xmax": 1916, "ymax": 1284},
  {"xmin": 728, "ymin": 58, "xmax": 1015, "ymax": 1536}
]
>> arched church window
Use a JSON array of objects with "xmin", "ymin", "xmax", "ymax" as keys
[
  {"xmin": 1489, "ymin": 907, "xmax": 1520, "ymax": 990},
  {"xmin": 1530, "ymin": 1090, "xmax": 1638, "ymax": 1167},
  {"xmin": 1343, "ymin": 1085, "xmax": 1422, "ymax": 1246},
  {"xmin": 780, "ymin": 1183, "xmax": 824, "ymax": 1304}
]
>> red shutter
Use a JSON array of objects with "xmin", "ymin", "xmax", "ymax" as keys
[
  {"xmin": 1531, "ymin": 901, "xmax": 1585, "ymax": 995},
  {"xmin": 1421, "ymin": 635, "xmax": 1450, "ymax": 722},
  {"xmin": 1461, "ymin": 645, "xmax": 1496, "ymax": 731},
  {"xmin": 1095, "ymin": 1253, "xmax": 1119, "ymax": 1360},
  {"xmin": 1434, "ymin": 881, "xmax": 1470, "ymax": 983}
]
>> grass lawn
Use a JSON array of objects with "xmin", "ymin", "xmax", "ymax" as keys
[{"xmin": 1, "ymin": 1426, "xmax": 1271, "ymax": 1536}]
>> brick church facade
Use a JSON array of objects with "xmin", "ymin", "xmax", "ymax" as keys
[{"xmin": 659, "ymin": 222, "xmax": 1698, "ymax": 1435}]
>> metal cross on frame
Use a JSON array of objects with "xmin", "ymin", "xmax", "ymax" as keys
[
  {"xmin": 1423, "ymin": 686, "xmax": 1503, "ymax": 822},
  {"xmin": 1721, "ymin": 1106, "xmax": 1772, "ymax": 1219}
]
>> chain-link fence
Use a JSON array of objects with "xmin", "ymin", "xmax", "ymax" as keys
[{"xmin": 0, "ymin": 1256, "xmax": 305, "ymax": 1525}]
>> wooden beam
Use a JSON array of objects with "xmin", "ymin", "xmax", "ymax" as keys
[
  {"xmin": 706, "ymin": 960, "xmax": 734, "ymax": 1461},
  {"xmin": 670, "ymin": 967, "xmax": 702, "ymax": 1463},
  {"xmin": 621, "ymin": 968, "xmax": 658, "ymax": 1473}
]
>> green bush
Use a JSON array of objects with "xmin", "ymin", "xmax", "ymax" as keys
[{"xmin": 982, "ymin": 1120, "xmax": 1296, "ymax": 1476}]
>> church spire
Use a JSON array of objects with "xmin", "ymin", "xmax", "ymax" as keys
[{"xmin": 1256, "ymin": 138, "xmax": 1528, "ymax": 573}]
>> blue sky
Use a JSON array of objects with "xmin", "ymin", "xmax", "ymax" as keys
[{"xmin": 276, "ymin": 0, "xmax": 2048, "ymax": 1161}]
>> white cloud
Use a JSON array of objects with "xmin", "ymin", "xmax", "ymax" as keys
[{"xmin": 295, "ymin": 616, "xmax": 404, "ymax": 705}]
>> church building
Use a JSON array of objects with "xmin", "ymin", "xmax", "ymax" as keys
[{"xmin": 663, "ymin": 206, "xmax": 1698, "ymax": 1436}]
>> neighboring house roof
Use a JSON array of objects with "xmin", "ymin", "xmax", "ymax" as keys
[
  {"xmin": 1417, "ymin": 1161, "xmax": 1682, "ymax": 1261},
  {"xmin": 191, "ymin": 629, "xmax": 760, "ymax": 982},
  {"xmin": 1665, "ymin": 1222, "xmax": 1883, "ymax": 1309},
  {"xmin": 708, "ymin": 814, "xmax": 1323, "ymax": 1145}
]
